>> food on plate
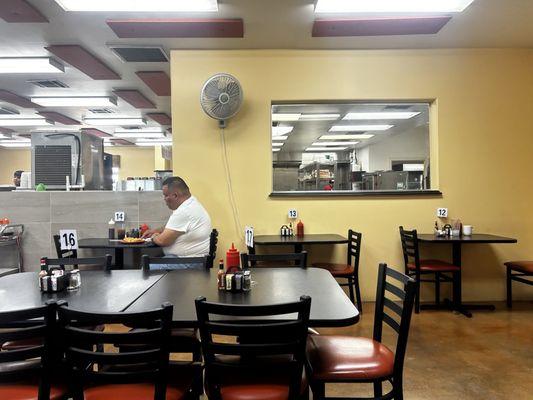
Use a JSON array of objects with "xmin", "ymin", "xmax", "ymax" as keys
[{"xmin": 120, "ymin": 237, "xmax": 145, "ymax": 244}]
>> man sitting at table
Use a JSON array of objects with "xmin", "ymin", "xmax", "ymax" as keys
[{"xmin": 142, "ymin": 176, "xmax": 212, "ymax": 270}]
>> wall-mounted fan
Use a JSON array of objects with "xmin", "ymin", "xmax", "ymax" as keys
[{"xmin": 200, "ymin": 73, "xmax": 243, "ymax": 128}]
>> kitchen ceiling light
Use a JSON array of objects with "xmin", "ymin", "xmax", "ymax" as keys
[
  {"xmin": 272, "ymin": 126, "xmax": 294, "ymax": 136},
  {"xmin": 0, "ymin": 118, "xmax": 54, "ymax": 127},
  {"xmin": 272, "ymin": 136, "xmax": 288, "ymax": 141},
  {"xmin": 115, "ymin": 127, "xmax": 164, "ymax": 134},
  {"xmin": 306, "ymin": 147, "xmax": 347, "ymax": 151},
  {"xmin": 272, "ymin": 114, "xmax": 301, "ymax": 122},
  {"xmin": 329, "ymin": 125, "xmax": 393, "ymax": 132},
  {"xmin": 0, "ymin": 58, "xmax": 64, "ymax": 74},
  {"xmin": 315, "ymin": 0, "xmax": 475, "ymax": 13},
  {"xmin": 272, "ymin": 142, "xmax": 284, "ymax": 147},
  {"xmin": 54, "ymin": 0, "xmax": 218, "ymax": 12},
  {"xmin": 299, "ymin": 114, "xmax": 340, "ymax": 121},
  {"xmin": 84, "ymin": 117, "xmax": 146, "ymax": 126},
  {"xmin": 320, "ymin": 134, "xmax": 375, "ymax": 140},
  {"xmin": 114, "ymin": 132, "xmax": 164, "ymax": 138},
  {"xmin": 272, "ymin": 148, "xmax": 281, "ymax": 152},
  {"xmin": 136, "ymin": 141, "xmax": 172, "ymax": 147},
  {"xmin": 0, "ymin": 142, "xmax": 31, "ymax": 148},
  {"xmin": 343, "ymin": 112, "xmax": 420, "ymax": 120},
  {"xmin": 31, "ymin": 97, "xmax": 117, "ymax": 107},
  {"xmin": 312, "ymin": 141, "xmax": 359, "ymax": 146}
]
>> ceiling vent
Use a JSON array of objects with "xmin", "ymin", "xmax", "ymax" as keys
[
  {"xmin": 109, "ymin": 45, "xmax": 168, "ymax": 62},
  {"xmin": 0, "ymin": 106, "xmax": 19, "ymax": 115},
  {"xmin": 28, "ymin": 79, "xmax": 69, "ymax": 88},
  {"xmin": 88, "ymin": 108, "xmax": 115, "ymax": 114}
]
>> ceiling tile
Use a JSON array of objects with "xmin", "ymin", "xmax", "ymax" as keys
[
  {"xmin": 136, "ymin": 72, "xmax": 171, "ymax": 96},
  {"xmin": 0, "ymin": 89, "xmax": 41, "ymax": 108},
  {"xmin": 113, "ymin": 90, "xmax": 156, "ymax": 109},
  {"xmin": 146, "ymin": 113, "xmax": 171, "ymax": 125},
  {"xmin": 0, "ymin": 0, "xmax": 48, "ymax": 23},
  {"xmin": 312, "ymin": 16, "xmax": 452, "ymax": 37},
  {"xmin": 81, "ymin": 128, "xmax": 111, "ymax": 138},
  {"xmin": 45, "ymin": 45, "xmax": 120, "ymax": 80},
  {"xmin": 107, "ymin": 18, "xmax": 244, "ymax": 38},
  {"xmin": 37, "ymin": 111, "xmax": 80, "ymax": 125}
]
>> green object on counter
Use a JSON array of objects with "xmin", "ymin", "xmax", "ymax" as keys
[{"xmin": 35, "ymin": 183, "xmax": 47, "ymax": 191}]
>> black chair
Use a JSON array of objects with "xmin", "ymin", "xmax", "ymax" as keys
[
  {"xmin": 240, "ymin": 251, "xmax": 308, "ymax": 269},
  {"xmin": 504, "ymin": 261, "xmax": 533, "ymax": 307},
  {"xmin": 0, "ymin": 302, "xmax": 68, "ymax": 400},
  {"xmin": 313, "ymin": 229, "xmax": 363, "ymax": 312},
  {"xmin": 141, "ymin": 254, "xmax": 209, "ymax": 271},
  {"xmin": 207, "ymin": 229, "xmax": 219, "ymax": 269},
  {"xmin": 45, "ymin": 255, "xmax": 113, "ymax": 271},
  {"xmin": 58, "ymin": 301, "xmax": 199, "ymax": 400},
  {"xmin": 399, "ymin": 226, "xmax": 460, "ymax": 313},
  {"xmin": 195, "ymin": 295, "xmax": 311, "ymax": 400},
  {"xmin": 306, "ymin": 264, "xmax": 416, "ymax": 400}
]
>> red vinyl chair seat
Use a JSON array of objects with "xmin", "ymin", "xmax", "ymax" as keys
[
  {"xmin": 84, "ymin": 383, "xmax": 187, "ymax": 400},
  {"xmin": 0, "ymin": 383, "xmax": 67, "ymax": 400},
  {"xmin": 505, "ymin": 261, "xmax": 533, "ymax": 274},
  {"xmin": 306, "ymin": 335, "xmax": 394, "ymax": 381},
  {"xmin": 312, "ymin": 262, "xmax": 354, "ymax": 277},
  {"xmin": 407, "ymin": 259, "xmax": 460, "ymax": 272}
]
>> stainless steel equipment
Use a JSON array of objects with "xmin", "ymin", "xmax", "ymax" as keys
[{"xmin": 31, "ymin": 131, "xmax": 104, "ymax": 190}]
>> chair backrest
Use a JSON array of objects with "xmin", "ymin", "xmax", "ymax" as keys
[
  {"xmin": 399, "ymin": 226, "xmax": 420, "ymax": 273},
  {"xmin": 207, "ymin": 229, "xmax": 219, "ymax": 268},
  {"xmin": 240, "ymin": 251, "xmax": 308, "ymax": 269},
  {"xmin": 45, "ymin": 255, "xmax": 113, "ymax": 271},
  {"xmin": 195, "ymin": 295, "xmax": 311, "ymax": 400},
  {"xmin": 373, "ymin": 263, "xmax": 416, "ymax": 380},
  {"xmin": 57, "ymin": 302, "xmax": 173, "ymax": 400},
  {"xmin": 346, "ymin": 229, "xmax": 362, "ymax": 271},
  {"xmin": 53, "ymin": 234, "xmax": 78, "ymax": 259},
  {"xmin": 0, "ymin": 302, "xmax": 58, "ymax": 399},
  {"xmin": 141, "ymin": 254, "xmax": 209, "ymax": 271}
]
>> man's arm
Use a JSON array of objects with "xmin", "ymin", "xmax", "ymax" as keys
[
  {"xmin": 151, "ymin": 228, "xmax": 184, "ymax": 247},
  {"xmin": 142, "ymin": 226, "xmax": 164, "ymax": 238}
]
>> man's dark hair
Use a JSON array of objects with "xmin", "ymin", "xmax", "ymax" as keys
[
  {"xmin": 162, "ymin": 176, "xmax": 190, "ymax": 194},
  {"xmin": 14, "ymin": 170, "xmax": 23, "ymax": 178}
]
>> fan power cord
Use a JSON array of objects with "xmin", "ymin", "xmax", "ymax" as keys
[{"xmin": 219, "ymin": 128, "xmax": 244, "ymax": 244}]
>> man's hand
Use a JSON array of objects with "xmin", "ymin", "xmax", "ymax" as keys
[{"xmin": 142, "ymin": 228, "xmax": 162, "ymax": 238}]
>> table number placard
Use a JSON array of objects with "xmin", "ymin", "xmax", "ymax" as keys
[
  {"xmin": 245, "ymin": 226, "xmax": 254, "ymax": 248},
  {"xmin": 59, "ymin": 229, "xmax": 78, "ymax": 250}
]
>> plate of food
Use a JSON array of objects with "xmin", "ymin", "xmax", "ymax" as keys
[{"xmin": 120, "ymin": 237, "xmax": 146, "ymax": 244}]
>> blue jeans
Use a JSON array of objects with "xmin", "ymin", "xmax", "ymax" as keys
[{"xmin": 150, "ymin": 255, "xmax": 205, "ymax": 271}]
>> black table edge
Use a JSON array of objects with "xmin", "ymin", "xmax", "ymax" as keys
[{"xmin": 270, "ymin": 190, "xmax": 442, "ymax": 198}]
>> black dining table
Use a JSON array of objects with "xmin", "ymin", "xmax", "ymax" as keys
[
  {"xmin": 78, "ymin": 238, "xmax": 157, "ymax": 269},
  {"xmin": 0, "ymin": 270, "xmax": 166, "ymax": 313},
  {"xmin": 417, "ymin": 233, "xmax": 517, "ymax": 317},
  {"xmin": 249, "ymin": 234, "xmax": 348, "ymax": 254}
]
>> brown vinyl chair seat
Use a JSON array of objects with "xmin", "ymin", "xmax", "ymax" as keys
[
  {"xmin": 0, "ymin": 383, "xmax": 67, "ymax": 400},
  {"xmin": 306, "ymin": 335, "xmax": 394, "ymax": 381},
  {"xmin": 407, "ymin": 259, "xmax": 460, "ymax": 272},
  {"xmin": 312, "ymin": 262, "xmax": 354, "ymax": 277},
  {"xmin": 505, "ymin": 261, "xmax": 533, "ymax": 274},
  {"xmin": 84, "ymin": 383, "xmax": 187, "ymax": 400}
]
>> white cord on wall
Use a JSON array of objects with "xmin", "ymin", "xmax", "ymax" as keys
[{"xmin": 220, "ymin": 128, "xmax": 244, "ymax": 243}]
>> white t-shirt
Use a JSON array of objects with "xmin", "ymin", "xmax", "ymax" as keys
[{"xmin": 163, "ymin": 196, "xmax": 212, "ymax": 257}]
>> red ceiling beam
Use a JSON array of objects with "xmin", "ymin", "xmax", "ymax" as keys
[
  {"xmin": 113, "ymin": 90, "xmax": 156, "ymax": 109},
  {"xmin": 146, "ymin": 113, "xmax": 171, "ymax": 125},
  {"xmin": 136, "ymin": 71, "xmax": 171, "ymax": 96},
  {"xmin": 81, "ymin": 128, "xmax": 111, "ymax": 138},
  {"xmin": 0, "ymin": 0, "xmax": 48, "ymax": 23},
  {"xmin": 0, "ymin": 89, "xmax": 41, "ymax": 108},
  {"xmin": 45, "ymin": 45, "xmax": 120, "ymax": 80},
  {"xmin": 0, "ymin": 127, "xmax": 15, "ymax": 134},
  {"xmin": 312, "ymin": 16, "xmax": 452, "ymax": 37},
  {"xmin": 37, "ymin": 111, "xmax": 80, "ymax": 125},
  {"xmin": 111, "ymin": 139, "xmax": 134, "ymax": 146},
  {"xmin": 107, "ymin": 18, "xmax": 244, "ymax": 38}
]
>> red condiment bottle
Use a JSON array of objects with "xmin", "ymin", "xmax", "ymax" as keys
[
  {"xmin": 296, "ymin": 220, "xmax": 304, "ymax": 237},
  {"xmin": 226, "ymin": 243, "xmax": 240, "ymax": 273}
]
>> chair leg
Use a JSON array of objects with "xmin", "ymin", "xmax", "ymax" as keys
[
  {"xmin": 347, "ymin": 277, "xmax": 355, "ymax": 304},
  {"xmin": 311, "ymin": 381, "xmax": 325, "ymax": 400},
  {"xmin": 435, "ymin": 272, "xmax": 440, "ymax": 305},
  {"xmin": 355, "ymin": 278, "xmax": 363, "ymax": 314},
  {"xmin": 373, "ymin": 381, "xmax": 383, "ymax": 398},
  {"xmin": 414, "ymin": 278, "xmax": 420, "ymax": 314},
  {"xmin": 506, "ymin": 267, "xmax": 513, "ymax": 308}
]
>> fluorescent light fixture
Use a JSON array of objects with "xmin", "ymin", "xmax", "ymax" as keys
[
  {"xmin": 0, "ymin": 134, "xmax": 8, "ymax": 139},
  {"xmin": 272, "ymin": 142, "xmax": 284, "ymax": 147},
  {"xmin": 272, "ymin": 126, "xmax": 294, "ymax": 136},
  {"xmin": 299, "ymin": 114, "xmax": 340, "ymax": 121},
  {"xmin": 272, "ymin": 136, "xmax": 288, "ymax": 141},
  {"xmin": 403, "ymin": 164, "xmax": 425, "ymax": 171},
  {"xmin": 54, "ymin": 0, "xmax": 218, "ymax": 12},
  {"xmin": 0, "ymin": 57, "xmax": 64, "ymax": 74},
  {"xmin": 272, "ymin": 148, "xmax": 281, "ymax": 152},
  {"xmin": 343, "ymin": 112, "xmax": 420, "ymax": 120},
  {"xmin": 315, "ymin": 0, "xmax": 475, "ymax": 13},
  {"xmin": 114, "ymin": 132, "xmax": 164, "ymax": 138},
  {"xmin": 312, "ymin": 141, "xmax": 359, "ymax": 146},
  {"xmin": 306, "ymin": 147, "xmax": 347, "ymax": 151},
  {"xmin": 136, "ymin": 141, "xmax": 172, "ymax": 147},
  {"xmin": 32, "ymin": 127, "xmax": 78, "ymax": 133},
  {"xmin": 84, "ymin": 117, "xmax": 146, "ymax": 126},
  {"xmin": 114, "ymin": 127, "xmax": 163, "ymax": 134},
  {"xmin": 0, "ymin": 118, "xmax": 54, "ymax": 127},
  {"xmin": 329, "ymin": 125, "xmax": 392, "ymax": 132},
  {"xmin": 272, "ymin": 114, "xmax": 301, "ymax": 122},
  {"xmin": 0, "ymin": 142, "xmax": 31, "ymax": 148},
  {"xmin": 31, "ymin": 96, "xmax": 117, "ymax": 107},
  {"xmin": 320, "ymin": 134, "xmax": 375, "ymax": 140}
]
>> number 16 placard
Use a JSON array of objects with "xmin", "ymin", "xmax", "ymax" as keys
[{"xmin": 59, "ymin": 229, "xmax": 78, "ymax": 250}]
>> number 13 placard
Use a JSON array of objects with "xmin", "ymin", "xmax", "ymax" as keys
[{"xmin": 59, "ymin": 229, "xmax": 78, "ymax": 250}]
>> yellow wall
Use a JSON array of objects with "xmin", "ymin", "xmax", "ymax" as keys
[
  {"xmin": 171, "ymin": 49, "xmax": 533, "ymax": 302},
  {"xmin": 0, "ymin": 149, "xmax": 31, "ymax": 185},
  {"xmin": 105, "ymin": 147, "xmax": 156, "ymax": 180}
]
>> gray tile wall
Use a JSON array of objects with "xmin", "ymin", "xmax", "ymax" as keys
[{"xmin": 0, "ymin": 191, "xmax": 170, "ymax": 271}]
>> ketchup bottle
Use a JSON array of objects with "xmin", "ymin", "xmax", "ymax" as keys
[
  {"xmin": 296, "ymin": 220, "xmax": 304, "ymax": 237},
  {"xmin": 226, "ymin": 243, "xmax": 240, "ymax": 273}
]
